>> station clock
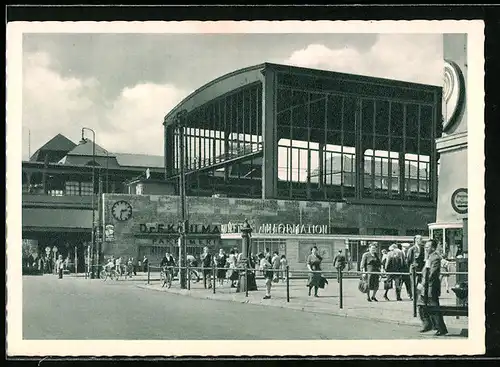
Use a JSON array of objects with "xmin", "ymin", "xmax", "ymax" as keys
[{"xmin": 111, "ymin": 200, "xmax": 133, "ymax": 221}]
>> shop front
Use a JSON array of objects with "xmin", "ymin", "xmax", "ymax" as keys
[
  {"xmin": 22, "ymin": 229, "xmax": 91, "ymax": 273},
  {"xmin": 220, "ymin": 221, "xmax": 421, "ymax": 272},
  {"xmin": 102, "ymin": 193, "xmax": 435, "ymax": 268},
  {"xmin": 102, "ymin": 219, "xmax": 223, "ymax": 265}
]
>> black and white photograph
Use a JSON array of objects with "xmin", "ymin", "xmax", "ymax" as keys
[{"xmin": 6, "ymin": 20, "xmax": 484, "ymax": 356}]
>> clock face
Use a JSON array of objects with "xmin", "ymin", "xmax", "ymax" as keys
[{"xmin": 111, "ymin": 200, "xmax": 133, "ymax": 221}]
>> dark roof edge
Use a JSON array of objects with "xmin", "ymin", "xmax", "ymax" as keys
[
  {"xmin": 263, "ymin": 62, "xmax": 443, "ymax": 91},
  {"xmin": 163, "ymin": 62, "xmax": 442, "ymax": 126},
  {"xmin": 22, "ymin": 161, "xmax": 164, "ymax": 171},
  {"xmin": 163, "ymin": 61, "xmax": 443, "ymax": 128},
  {"xmin": 163, "ymin": 62, "xmax": 267, "ymax": 124}
]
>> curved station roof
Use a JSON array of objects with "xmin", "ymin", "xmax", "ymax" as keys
[{"xmin": 163, "ymin": 62, "xmax": 441, "ymax": 126}]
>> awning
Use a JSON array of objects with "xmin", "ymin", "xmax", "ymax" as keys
[{"xmin": 22, "ymin": 208, "xmax": 93, "ymax": 229}]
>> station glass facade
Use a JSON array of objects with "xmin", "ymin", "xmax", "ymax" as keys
[{"xmin": 165, "ymin": 63, "xmax": 441, "ymax": 203}]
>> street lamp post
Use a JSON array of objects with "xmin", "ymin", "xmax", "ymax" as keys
[
  {"xmin": 100, "ymin": 148, "xmax": 110, "ymax": 265},
  {"xmin": 81, "ymin": 127, "xmax": 96, "ymax": 279},
  {"xmin": 345, "ymin": 239, "xmax": 350, "ymax": 271},
  {"xmin": 238, "ymin": 219, "xmax": 257, "ymax": 292},
  {"xmin": 176, "ymin": 110, "xmax": 188, "ymax": 289}
]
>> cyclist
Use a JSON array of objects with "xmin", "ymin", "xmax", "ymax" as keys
[
  {"xmin": 101, "ymin": 257, "xmax": 115, "ymax": 280},
  {"xmin": 105, "ymin": 257, "xmax": 115, "ymax": 271},
  {"xmin": 160, "ymin": 252, "xmax": 176, "ymax": 286}
]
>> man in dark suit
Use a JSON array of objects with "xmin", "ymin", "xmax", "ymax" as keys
[
  {"xmin": 408, "ymin": 235, "xmax": 425, "ymax": 288},
  {"xmin": 401, "ymin": 243, "xmax": 413, "ymax": 300},
  {"xmin": 418, "ymin": 238, "xmax": 448, "ymax": 336},
  {"xmin": 383, "ymin": 244, "xmax": 403, "ymax": 301},
  {"xmin": 333, "ymin": 250, "xmax": 346, "ymax": 283}
]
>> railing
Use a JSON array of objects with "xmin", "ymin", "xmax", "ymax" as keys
[{"xmin": 142, "ymin": 263, "xmax": 468, "ymax": 319}]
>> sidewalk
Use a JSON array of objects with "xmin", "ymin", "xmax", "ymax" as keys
[{"xmin": 137, "ymin": 276, "xmax": 468, "ymax": 333}]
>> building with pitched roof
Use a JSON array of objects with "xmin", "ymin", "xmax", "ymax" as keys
[{"xmin": 22, "ymin": 134, "xmax": 171, "ymax": 272}]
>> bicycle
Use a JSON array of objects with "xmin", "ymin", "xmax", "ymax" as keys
[
  {"xmin": 188, "ymin": 268, "xmax": 201, "ymax": 283},
  {"xmin": 100, "ymin": 267, "xmax": 118, "ymax": 281},
  {"xmin": 160, "ymin": 266, "xmax": 173, "ymax": 288}
]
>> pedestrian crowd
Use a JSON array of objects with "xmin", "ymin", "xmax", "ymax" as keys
[
  {"xmin": 357, "ymin": 235, "xmax": 453, "ymax": 336},
  {"xmin": 197, "ymin": 246, "xmax": 289, "ymax": 294}
]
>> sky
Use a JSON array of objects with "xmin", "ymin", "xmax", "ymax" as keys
[{"xmin": 21, "ymin": 32, "xmax": 444, "ymax": 160}]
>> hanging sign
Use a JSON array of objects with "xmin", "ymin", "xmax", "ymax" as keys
[{"xmin": 105, "ymin": 224, "xmax": 115, "ymax": 241}]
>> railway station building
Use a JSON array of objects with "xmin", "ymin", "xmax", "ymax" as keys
[{"xmin": 102, "ymin": 62, "xmax": 442, "ymax": 271}]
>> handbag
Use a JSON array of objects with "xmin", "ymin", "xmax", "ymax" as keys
[
  {"xmin": 358, "ymin": 276, "xmax": 369, "ymax": 294},
  {"xmin": 384, "ymin": 279, "xmax": 393, "ymax": 290}
]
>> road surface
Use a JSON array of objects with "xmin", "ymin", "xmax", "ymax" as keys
[{"xmin": 23, "ymin": 275, "xmax": 425, "ymax": 340}]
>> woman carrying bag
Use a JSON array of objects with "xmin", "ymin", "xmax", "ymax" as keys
[
  {"xmin": 306, "ymin": 246, "xmax": 323, "ymax": 297},
  {"xmin": 360, "ymin": 243, "xmax": 382, "ymax": 302}
]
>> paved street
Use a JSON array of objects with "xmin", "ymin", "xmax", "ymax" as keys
[
  {"xmin": 143, "ymin": 269, "xmax": 468, "ymax": 331},
  {"xmin": 24, "ymin": 274, "xmax": 432, "ymax": 340}
]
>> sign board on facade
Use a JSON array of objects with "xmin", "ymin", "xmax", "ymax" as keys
[
  {"xmin": 220, "ymin": 222, "xmax": 331, "ymax": 235},
  {"xmin": 258, "ymin": 223, "xmax": 329, "ymax": 235},
  {"xmin": 451, "ymin": 188, "xmax": 468, "ymax": 214},
  {"xmin": 220, "ymin": 221, "xmax": 253, "ymax": 234},
  {"xmin": 139, "ymin": 223, "xmax": 220, "ymax": 235}
]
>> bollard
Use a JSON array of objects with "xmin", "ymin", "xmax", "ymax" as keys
[
  {"xmin": 147, "ymin": 264, "xmax": 150, "ymax": 285},
  {"xmin": 286, "ymin": 265, "xmax": 290, "ymax": 303},
  {"xmin": 187, "ymin": 263, "xmax": 191, "ymax": 290},
  {"xmin": 339, "ymin": 268, "xmax": 343, "ymax": 309},
  {"xmin": 212, "ymin": 263, "xmax": 216, "ymax": 294},
  {"xmin": 411, "ymin": 266, "xmax": 417, "ymax": 318},
  {"xmin": 245, "ymin": 263, "xmax": 249, "ymax": 298}
]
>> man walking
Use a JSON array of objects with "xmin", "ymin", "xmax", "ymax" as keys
[
  {"xmin": 201, "ymin": 246, "xmax": 213, "ymax": 289},
  {"xmin": 333, "ymin": 250, "xmax": 346, "ymax": 283},
  {"xmin": 401, "ymin": 243, "xmax": 413, "ymax": 300},
  {"xmin": 383, "ymin": 244, "xmax": 403, "ymax": 301},
  {"xmin": 418, "ymin": 239, "xmax": 448, "ymax": 336},
  {"xmin": 408, "ymin": 235, "xmax": 425, "ymax": 291},
  {"xmin": 271, "ymin": 251, "xmax": 280, "ymax": 283},
  {"xmin": 258, "ymin": 252, "xmax": 273, "ymax": 299},
  {"xmin": 55, "ymin": 254, "xmax": 64, "ymax": 279}
]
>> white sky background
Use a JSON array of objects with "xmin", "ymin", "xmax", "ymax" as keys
[{"xmin": 22, "ymin": 33, "xmax": 444, "ymax": 160}]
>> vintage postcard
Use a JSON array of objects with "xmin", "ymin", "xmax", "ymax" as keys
[{"xmin": 6, "ymin": 20, "xmax": 485, "ymax": 356}]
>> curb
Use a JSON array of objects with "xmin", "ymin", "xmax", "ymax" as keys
[{"xmin": 136, "ymin": 284, "xmax": 429, "ymax": 328}]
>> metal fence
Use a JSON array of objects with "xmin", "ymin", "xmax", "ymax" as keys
[{"xmin": 88, "ymin": 262, "xmax": 467, "ymax": 319}]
